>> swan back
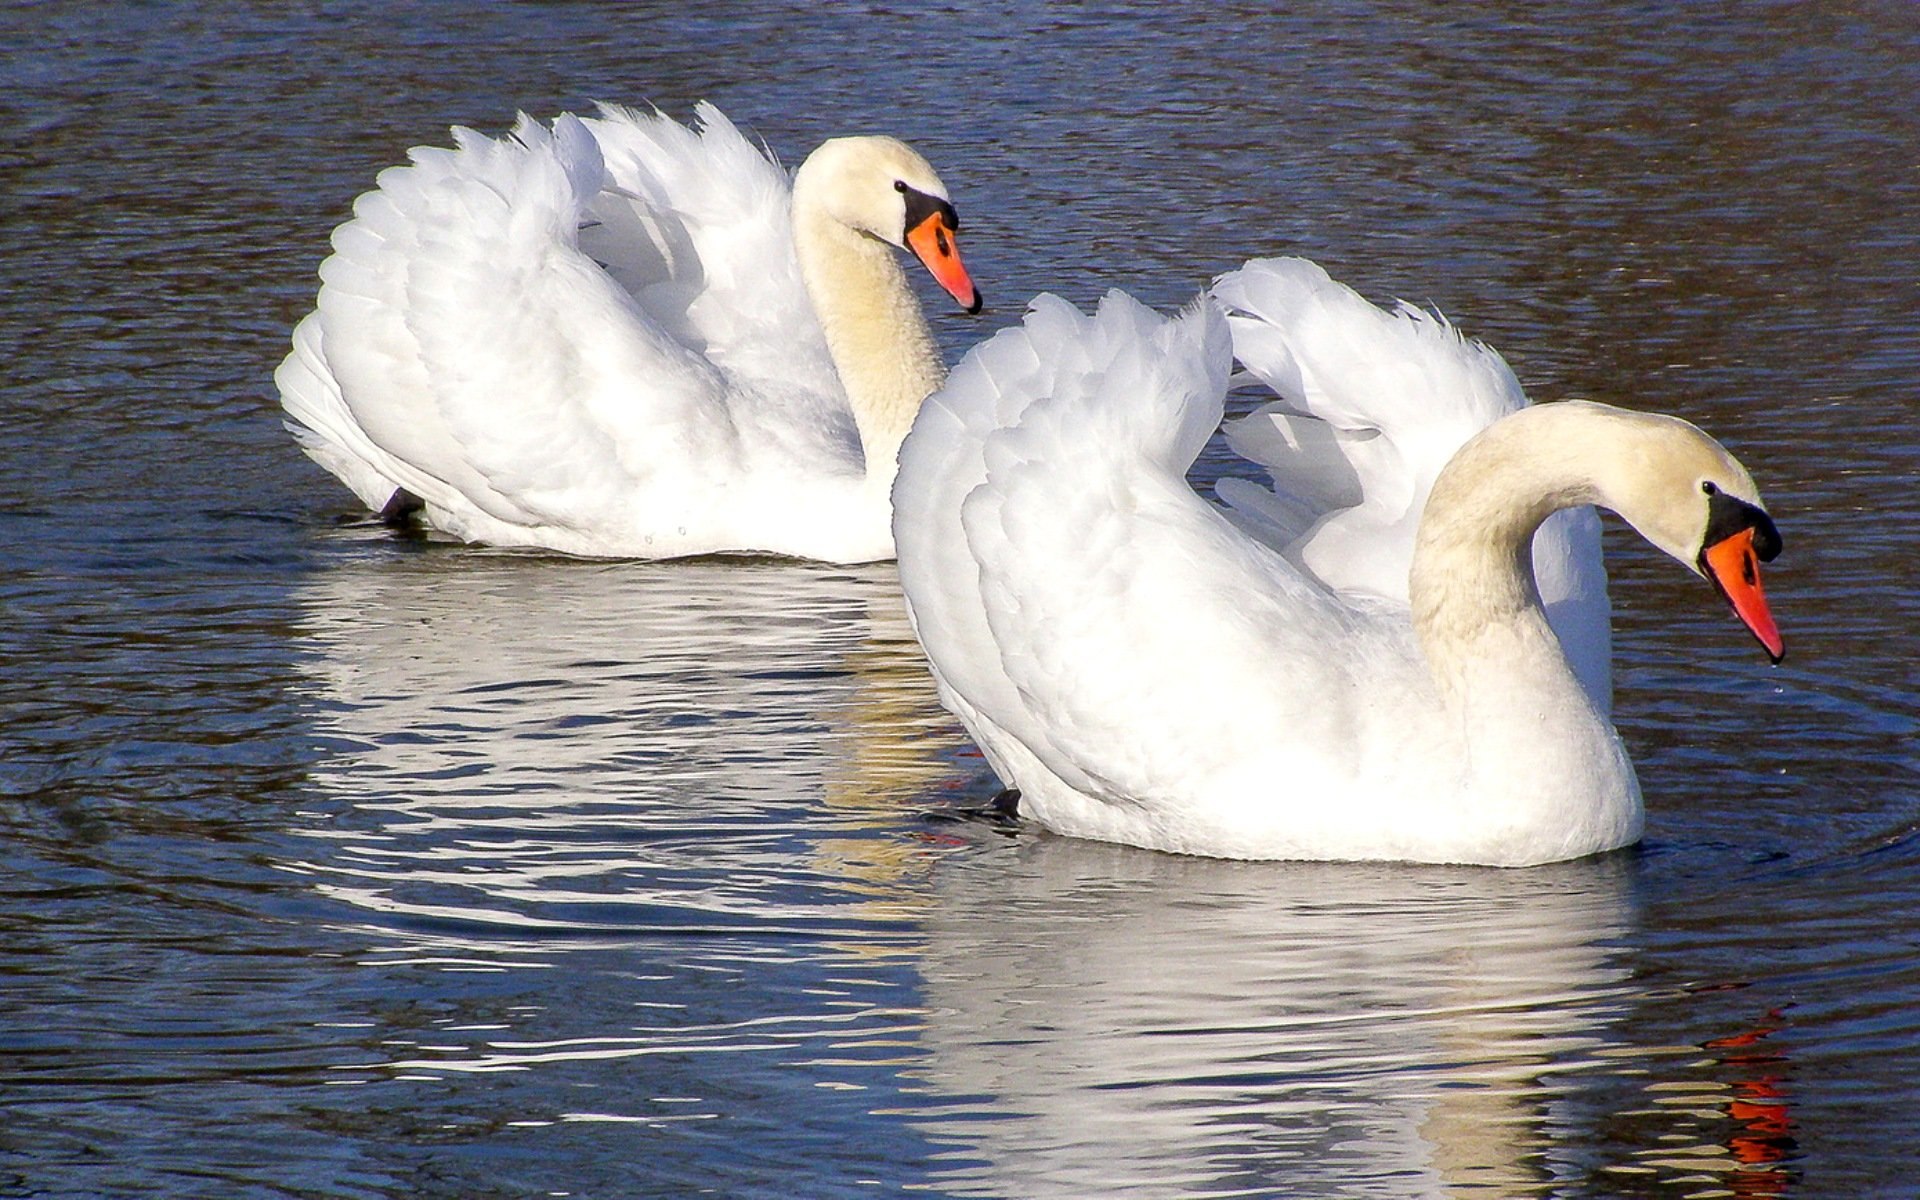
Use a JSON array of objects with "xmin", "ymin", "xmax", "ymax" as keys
[
  {"xmin": 283, "ymin": 109, "xmax": 829, "ymax": 551},
  {"xmin": 1212, "ymin": 258, "xmax": 1613, "ymax": 713}
]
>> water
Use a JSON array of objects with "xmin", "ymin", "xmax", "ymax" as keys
[{"xmin": 2, "ymin": 2, "xmax": 1916, "ymax": 1195}]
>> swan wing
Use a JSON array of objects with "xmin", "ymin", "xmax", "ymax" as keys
[
  {"xmin": 898, "ymin": 292, "xmax": 1369, "ymax": 819},
  {"xmin": 893, "ymin": 301, "xmax": 1067, "ymax": 772},
  {"xmin": 277, "ymin": 111, "xmax": 844, "ymax": 553},
  {"xmin": 579, "ymin": 103, "xmax": 848, "ymax": 441},
  {"xmin": 1211, "ymin": 257, "xmax": 1612, "ymax": 710}
]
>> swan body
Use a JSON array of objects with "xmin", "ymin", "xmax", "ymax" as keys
[
  {"xmin": 893, "ymin": 258, "xmax": 1783, "ymax": 866},
  {"xmin": 277, "ymin": 103, "xmax": 981, "ymax": 561}
]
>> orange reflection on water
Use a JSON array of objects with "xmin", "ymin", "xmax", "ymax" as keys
[{"xmin": 1706, "ymin": 1006, "xmax": 1796, "ymax": 1197}]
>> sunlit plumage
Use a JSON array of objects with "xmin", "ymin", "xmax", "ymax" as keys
[
  {"xmin": 894, "ymin": 258, "xmax": 1782, "ymax": 865},
  {"xmin": 278, "ymin": 103, "xmax": 978, "ymax": 561}
]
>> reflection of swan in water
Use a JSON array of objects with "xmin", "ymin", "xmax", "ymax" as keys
[
  {"xmin": 287, "ymin": 544, "xmax": 960, "ymax": 932},
  {"xmin": 912, "ymin": 837, "xmax": 1639, "ymax": 1198},
  {"xmin": 289, "ymin": 551, "xmax": 1752, "ymax": 1192}
]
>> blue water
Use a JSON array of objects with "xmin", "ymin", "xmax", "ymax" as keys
[{"xmin": 2, "ymin": 2, "xmax": 1916, "ymax": 1196}]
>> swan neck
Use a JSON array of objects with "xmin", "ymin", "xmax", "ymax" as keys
[
  {"xmin": 793, "ymin": 202, "xmax": 945, "ymax": 485},
  {"xmin": 1409, "ymin": 406, "xmax": 1601, "ymax": 690}
]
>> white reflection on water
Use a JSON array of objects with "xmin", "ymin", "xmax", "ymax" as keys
[
  {"xmin": 281, "ymin": 539, "xmax": 1780, "ymax": 1197},
  {"xmin": 913, "ymin": 843, "xmax": 1641, "ymax": 1198},
  {"xmin": 285, "ymin": 542, "xmax": 964, "ymax": 938}
]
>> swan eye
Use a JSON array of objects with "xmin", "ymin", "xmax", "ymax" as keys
[
  {"xmin": 894, "ymin": 180, "xmax": 907, "ymax": 193},
  {"xmin": 1701, "ymin": 480, "xmax": 1719, "ymax": 496}
]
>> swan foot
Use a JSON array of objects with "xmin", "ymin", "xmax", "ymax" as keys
[
  {"xmin": 377, "ymin": 488, "xmax": 425, "ymax": 530},
  {"xmin": 921, "ymin": 788, "xmax": 1022, "ymax": 837}
]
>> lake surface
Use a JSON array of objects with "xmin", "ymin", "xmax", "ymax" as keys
[{"xmin": 2, "ymin": 2, "xmax": 1916, "ymax": 1196}]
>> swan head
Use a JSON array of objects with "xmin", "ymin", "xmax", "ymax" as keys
[
  {"xmin": 1584, "ymin": 404, "xmax": 1785, "ymax": 663},
  {"xmin": 794, "ymin": 136, "xmax": 983, "ymax": 313}
]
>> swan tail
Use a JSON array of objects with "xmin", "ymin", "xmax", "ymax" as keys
[{"xmin": 275, "ymin": 312, "xmax": 406, "ymax": 513}]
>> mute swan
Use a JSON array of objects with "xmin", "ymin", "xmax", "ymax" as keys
[
  {"xmin": 277, "ymin": 103, "xmax": 982, "ymax": 562},
  {"xmin": 892, "ymin": 258, "xmax": 1784, "ymax": 866}
]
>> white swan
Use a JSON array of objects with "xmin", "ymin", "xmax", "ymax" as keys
[
  {"xmin": 276, "ymin": 103, "xmax": 981, "ymax": 562},
  {"xmin": 892, "ymin": 258, "xmax": 1784, "ymax": 867}
]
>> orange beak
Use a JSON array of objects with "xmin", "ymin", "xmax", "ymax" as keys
[
  {"xmin": 905, "ymin": 212, "xmax": 983, "ymax": 314},
  {"xmin": 1699, "ymin": 526, "xmax": 1785, "ymax": 663}
]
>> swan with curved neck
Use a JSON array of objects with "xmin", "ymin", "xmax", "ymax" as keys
[
  {"xmin": 276, "ymin": 105, "xmax": 981, "ymax": 562},
  {"xmin": 792, "ymin": 135, "xmax": 981, "ymax": 498},
  {"xmin": 1412, "ymin": 400, "xmax": 1781, "ymax": 689},
  {"xmin": 893, "ymin": 262, "xmax": 1784, "ymax": 866}
]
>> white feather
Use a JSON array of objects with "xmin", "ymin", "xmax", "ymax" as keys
[
  {"xmin": 895, "ymin": 263, "xmax": 1777, "ymax": 865},
  {"xmin": 278, "ymin": 105, "xmax": 969, "ymax": 562},
  {"xmin": 1214, "ymin": 258, "xmax": 1612, "ymax": 713}
]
